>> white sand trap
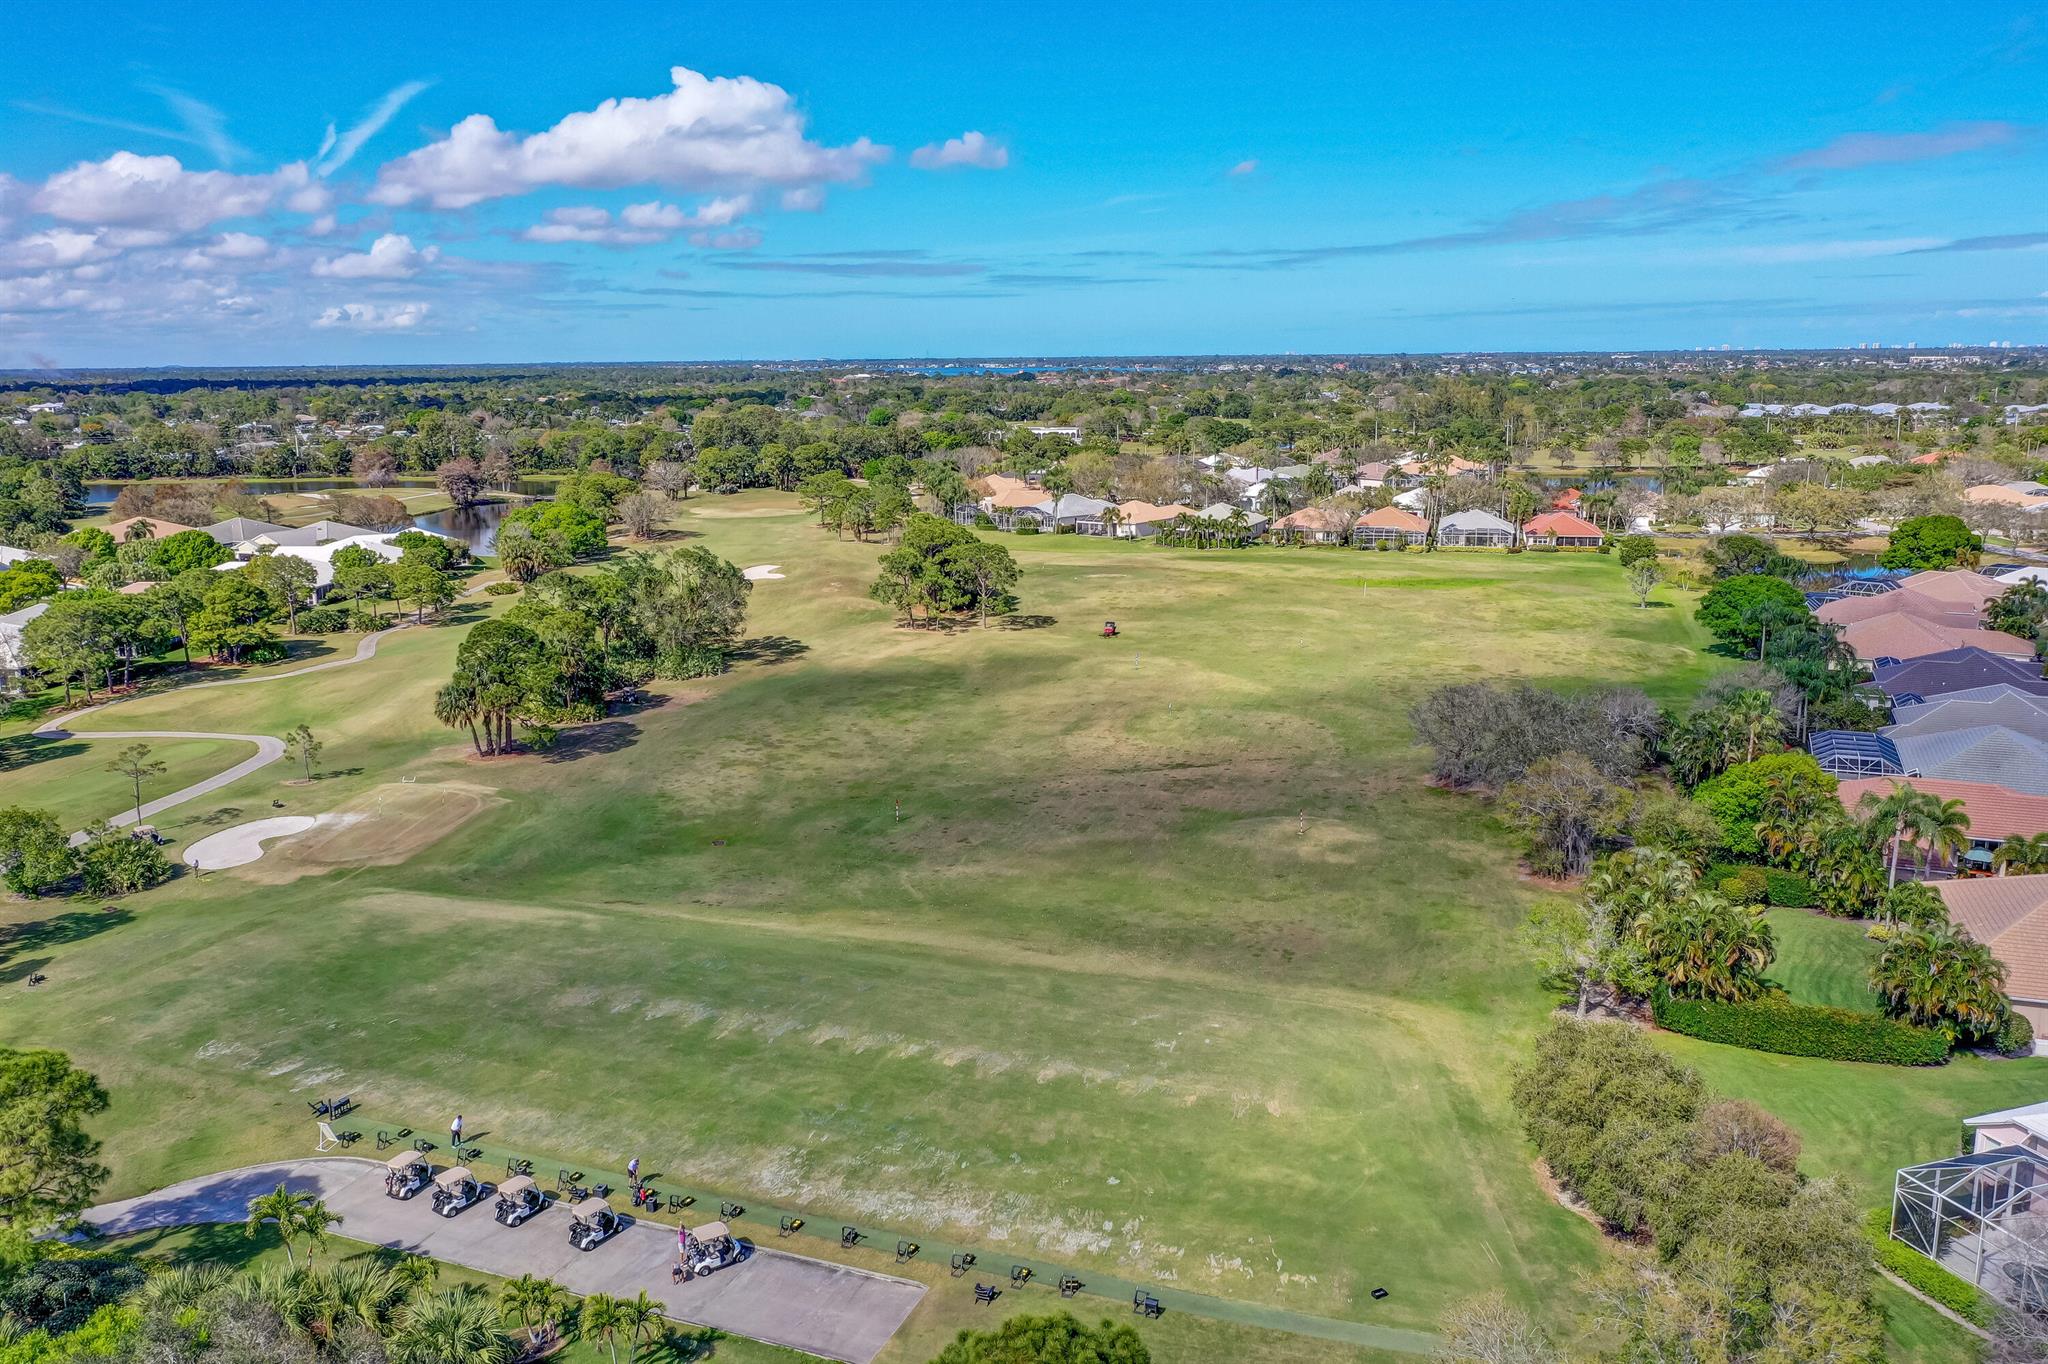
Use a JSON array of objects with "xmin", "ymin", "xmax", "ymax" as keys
[
  {"xmin": 185, "ymin": 813, "xmax": 362, "ymax": 870},
  {"xmin": 742, "ymin": 564, "xmax": 785, "ymax": 580}
]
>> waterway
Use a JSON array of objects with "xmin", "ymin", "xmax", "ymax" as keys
[{"xmin": 83, "ymin": 478, "xmax": 539, "ymax": 554}]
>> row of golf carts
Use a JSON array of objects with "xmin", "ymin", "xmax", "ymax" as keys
[{"xmin": 381, "ymin": 1148, "xmax": 742, "ymax": 1267}]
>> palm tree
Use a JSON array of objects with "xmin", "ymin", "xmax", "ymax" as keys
[
  {"xmin": 389, "ymin": 1253, "xmax": 440, "ymax": 1299},
  {"xmin": 1858, "ymin": 784, "xmax": 1947, "ymax": 888},
  {"xmin": 321, "ymin": 1261, "xmax": 407, "ymax": 1339},
  {"xmin": 500, "ymin": 1274, "xmax": 546, "ymax": 1333},
  {"xmin": 391, "ymin": 1290, "xmax": 514, "ymax": 1364},
  {"xmin": 1994, "ymin": 833, "xmax": 2048, "ymax": 877},
  {"xmin": 581, "ymin": 1293, "xmax": 628, "ymax": 1364},
  {"xmin": 243, "ymin": 1184, "xmax": 342, "ymax": 1268},
  {"xmin": 616, "ymin": 1291, "xmax": 664, "ymax": 1361},
  {"xmin": 1639, "ymin": 894, "xmax": 1775, "ymax": 1002},
  {"xmin": 434, "ymin": 676, "xmax": 485, "ymax": 756},
  {"xmin": 139, "ymin": 1263, "xmax": 233, "ymax": 1313},
  {"xmin": 1872, "ymin": 921, "xmax": 2009, "ymax": 1039},
  {"xmin": 1722, "ymin": 689, "xmax": 1783, "ymax": 764}
]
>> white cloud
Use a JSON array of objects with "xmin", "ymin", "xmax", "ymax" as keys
[
  {"xmin": 0, "ymin": 229, "xmax": 114, "ymax": 270},
  {"xmin": 909, "ymin": 131, "xmax": 1008, "ymax": 171},
  {"xmin": 32, "ymin": 152, "xmax": 319, "ymax": 232},
  {"xmin": 1228, "ymin": 159, "xmax": 1259, "ymax": 176},
  {"xmin": 520, "ymin": 195, "xmax": 754, "ymax": 246},
  {"xmin": 312, "ymin": 233, "xmax": 438, "ymax": 279},
  {"xmin": 177, "ymin": 231, "xmax": 273, "ymax": 271},
  {"xmin": 317, "ymin": 79, "xmax": 433, "ymax": 176},
  {"xmin": 780, "ymin": 186, "xmax": 825, "ymax": 212},
  {"xmin": 312, "ymin": 300, "xmax": 429, "ymax": 330},
  {"xmin": 0, "ymin": 271, "xmax": 123, "ymax": 314},
  {"xmin": 371, "ymin": 65, "xmax": 886, "ymax": 209}
]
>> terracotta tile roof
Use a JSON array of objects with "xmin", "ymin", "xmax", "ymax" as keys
[
  {"xmin": 1964, "ymin": 484, "xmax": 2048, "ymax": 507},
  {"xmin": 1523, "ymin": 510, "xmax": 1603, "ymax": 538},
  {"xmin": 1115, "ymin": 500, "xmax": 1195, "ymax": 524},
  {"xmin": 1836, "ymin": 777, "xmax": 2048, "ymax": 842},
  {"xmin": 987, "ymin": 486, "xmax": 1053, "ymax": 510},
  {"xmin": 1817, "ymin": 592, "xmax": 1982, "ymax": 630},
  {"xmin": 1839, "ymin": 611, "xmax": 2034, "ymax": 662},
  {"xmin": 1357, "ymin": 506, "xmax": 1428, "ymax": 531},
  {"xmin": 1937, "ymin": 876, "xmax": 2048, "ymax": 1002},
  {"xmin": 1896, "ymin": 569, "xmax": 2007, "ymax": 608}
]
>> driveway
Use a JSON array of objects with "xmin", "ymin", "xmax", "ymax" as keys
[{"xmin": 85, "ymin": 1159, "xmax": 925, "ymax": 1364}]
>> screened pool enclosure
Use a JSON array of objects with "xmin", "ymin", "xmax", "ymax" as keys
[{"xmin": 1893, "ymin": 1145, "xmax": 2048, "ymax": 1311}]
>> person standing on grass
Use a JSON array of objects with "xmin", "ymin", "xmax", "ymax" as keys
[
  {"xmin": 450, "ymin": 1114, "xmax": 463, "ymax": 1153},
  {"xmin": 628, "ymin": 1157, "xmax": 640, "ymax": 1187}
]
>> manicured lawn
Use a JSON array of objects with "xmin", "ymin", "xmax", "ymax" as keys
[
  {"xmin": 1765, "ymin": 909, "xmax": 1882, "ymax": 1013},
  {"xmin": 0, "ymin": 734, "xmax": 252, "ymax": 833},
  {"xmin": 1, "ymin": 494, "xmax": 2023, "ymax": 1362}
]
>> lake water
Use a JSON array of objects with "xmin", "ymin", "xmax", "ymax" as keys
[{"xmin": 84, "ymin": 478, "xmax": 538, "ymax": 555}]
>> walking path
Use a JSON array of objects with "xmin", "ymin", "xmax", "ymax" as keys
[
  {"xmin": 34, "ymin": 626, "xmax": 406, "ymax": 843},
  {"xmin": 84, "ymin": 1158, "xmax": 924, "ymax": 1364}
]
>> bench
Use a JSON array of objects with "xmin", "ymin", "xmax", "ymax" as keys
[
  {"xmin": 1133, "ymin": 1291, "xmax": 1162, "ymax": 1318},
  {"xmin": 974, "ymin": 1283, "xmax": 999, "ymax": 1305}
]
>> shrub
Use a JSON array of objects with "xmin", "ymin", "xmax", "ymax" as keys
[
  {"xmin": 1763, "ymin": 869, "xmax": 1813, "ymax": 907},
  {"xmin": 484, "ymin": 581, "xmax": 520, "ymax": 596},
  {"xmin": 1862, "ymin": 1207, "xmax": 1994, "ymax": 1324},
  {"xmin": 1013, "ymin": 524, "xmax": 1040, "ymax": 535},
  {"xmin": 246, "ymin": 643, "xmax": 287, "ymax": 664},
  {"xmin": 1652, "ymin": 988, "xmax": 1950, "ymax": 1065},
  {"xmin": 294, "ymin": 605, "xmax": 354, "ymax": 634},
  {"xmin": 0, "ymin": 1257, "xmax": 145, "ymax": 1334},
  {"xmin": 79, "ymin": 837, "xmax": 173, "ymax": 897},
  {"xmin": 973, "ymin": 512, "xmax": 996, "ymax": 528},
  {"xmin": 1718, "ymin": 867, "xmax": 1769, "ymax": 903},
  {"xmin": 1995, "ymin": 1010, "xmax": 2035, "ymax": 1058}
]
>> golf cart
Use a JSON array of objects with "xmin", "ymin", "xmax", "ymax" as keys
[
  {"xmin": 383, "ymin": 1149, "xmax": 431, "ymax": 1201},
  {"xmin": 1101, "ymin": 620, "xmax": 1119, "ymax": 637},
  {"xmin": 431, "ymin": 1166, "xmax": 487, "ymax": 1218},
  {"xmin": 566, "ymin": 1196, "xmax": 623, "ymax": 1252},
  {"xmin": 494, "ymin": 1175, "xmax": 545, "ymax": 1227},
  {"xmin": 684, "ymin": 1221, "xmax": 744, "ymax": 1276}
]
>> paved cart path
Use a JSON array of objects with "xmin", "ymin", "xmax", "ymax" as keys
[
  {"xmin": 33, "ymin": 625, "xmax": 407, "ymax": 844},
  {"xmin": 85, "ymin": 1158, "xmax": 926, "ymax": 1364}
]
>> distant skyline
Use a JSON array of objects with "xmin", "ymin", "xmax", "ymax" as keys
[{"xmin": 2, "ymin": 1, "xmax": 2046, "ymax": 365}]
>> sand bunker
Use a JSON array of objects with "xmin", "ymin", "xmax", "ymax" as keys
[
  {"xmin": 742, "ymin": 564, "xmax": 785, "ymax": 580},
  {"xmin": 238, "ymin": 781, "xmax": 498, "ymax": 883},
  {"xmin": 186, "ymin": 815, "xmax": 329, "ymax": 870}
]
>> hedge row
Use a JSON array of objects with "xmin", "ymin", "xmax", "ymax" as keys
[
  {"xmin": 1862, "ymin": 1207, "xmax": 1995, "ymax": 1325},
  {"xmin": 1705, "ymin": 862, "xmax": 1814, "ymax": 908},
  {"xmin": 1653, "ymin": 989, "xmax": 1951, "ymax": 1065}
]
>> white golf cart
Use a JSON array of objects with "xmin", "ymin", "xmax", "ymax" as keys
[
  {"xmin": 431, "ymin": 1166, "xmax": 487, "ymax": 1218},
  {"xmin": 494, "ymin": 1174, "xmax": 545, "ymax": 1227},
  {"xmin": 383, "ymin": 1149, "xmax": 431, "ymax": 1200},
  {"xmin": 567, "ymin": 1196, "xmax": 623, "ymax": 1251},
  {"xmin": 685, "ymin": 1221, "xmax": 744, "ymax": 1276}
]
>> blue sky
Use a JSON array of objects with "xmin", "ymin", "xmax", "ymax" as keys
[{"xmin": 1, "ymin": 0, "xmax": 2045, "ymax": 364}]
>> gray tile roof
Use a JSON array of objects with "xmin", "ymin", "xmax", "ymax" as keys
[
  {"xmin": 1874, "ymin": 647, "xmax": 2048, "ymax": 700},
  {"xmin": 1887, "ymin": 692, "xmax": 2048, "ymax": 745},
  {"xmin": 1894, "ymin": 725, "xmax": 2048, "ymax": 795}
]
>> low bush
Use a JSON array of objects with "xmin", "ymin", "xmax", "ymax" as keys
[
  {"xmin": 1013, "ymin": 524, "xmax": 1040, "ymax": 535},
  {"xmin": 1863, "ymin": 1207, "xmax": 1995, "ymax": 1324},
  {"xmin": 294, "ymin": 605, "xmax": 354, "ymax": 634},
  {"xmin": 1995, "ymin": 1010, "xmax": 2035, "ymax": 1058},
  {"xmin": 1653, "ymin": 989, "xmax": 1950, "ymax": 1065},
  {"xmin": 484, "ymin": 581, "xmax": 520, "ymax": 596},
  {"xmin": 1763, "ymin": 869, "xmax": 1814, "ymax": 908},
  {"xmin": 1718, "ymin": 867, "xmax": 1770, "ymax": 904}
]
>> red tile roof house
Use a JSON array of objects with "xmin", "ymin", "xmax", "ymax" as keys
[
  {"xmin": 1836, "ymin": 776, "xmax": 2048, "ymax": 878},
  {"xmin": 1838, "ymin": 611, "xmax": 2036, "ymax": 663},
  {"xmin": 1522, "ymin": 510, "xmax": 1605, "ymax": 548}
]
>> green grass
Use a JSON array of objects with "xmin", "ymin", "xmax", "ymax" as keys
[
  {"xmin": 1766, "ymin": 910, "xmax": 1883, "ymax": 1013},
  {"xmin": 0, "ymin": 494, "xmax": 2025, "ymax": 1363},
  {"xmin": 0, "ymin": 735, "xmax": 253, "ymax": 832}
]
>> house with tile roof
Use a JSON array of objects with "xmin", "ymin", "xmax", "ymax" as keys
[
  {"xmin": 1352, "ymin": 506, "xmax": 1428, "ymax": 546},
  {"xmin": 1269, "ymin": 506, "xmax": 1354, "ymax": 544},
  {"xmin": 1895, "ymin": 568, "xmax": 2011, "ymax": 610},
  {"xmin": 1521, "ymin": 510, "xmax": 1604, "ymax": 547},
  {"xmin": 102, "ymin": 516, "xmax": 199, "ymax": 542},
  {"xmin": 1893, "ymin": 726, "xmax": 2048, "ymax": 796},
  {"xmin": 1936, "ymin": 875, "xmax": 2048, "ymax": 1033},
  {"xmin": 1837, "ymin": 777, "xmax": 2048, "ymax": 876},
  {"xmin": 1838, "ymin": 611, "xmax": 2033, "ymax": 663}
]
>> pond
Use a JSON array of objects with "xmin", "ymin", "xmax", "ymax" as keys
[{"xmin": 83, "ymin": 477, "xmax": 543, "ymax": 555}]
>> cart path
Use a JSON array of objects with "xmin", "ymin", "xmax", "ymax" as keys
[
  {"xmin": 31, "ymin": 624, "xmax": 407, "ymax": 842},
  {"xmin": 84, "ymin": 1158, "xmax": 926, "ymax": 1364}
]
